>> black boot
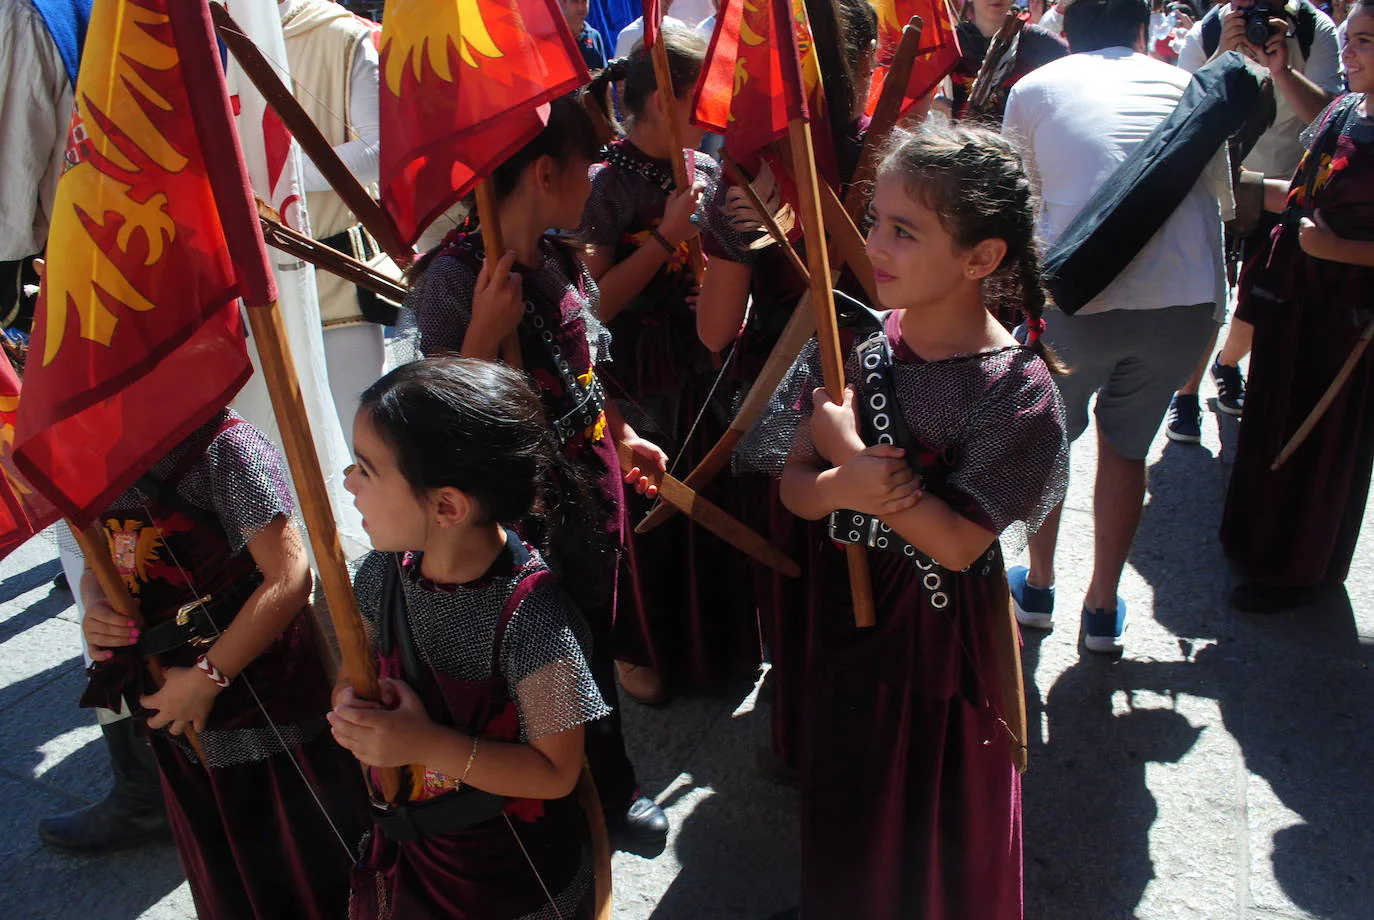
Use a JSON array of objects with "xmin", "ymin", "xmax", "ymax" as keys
[{"xmin": 38, "ymin": 718, "xmax": 171, "ymax": 853}]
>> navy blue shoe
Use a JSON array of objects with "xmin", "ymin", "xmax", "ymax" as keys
[
  {"xmin": 1211, "ymin": 360, "xmax": 1245, "ymax": 416},
  {"xmin": 1083, "ymin": 598, "xmax": 1127, "ymax": 654},
  {"xmin": 1165, "ymin": 394, "xmax": 1202, "ymax": 444},
  {"xmin": 1008, "ymin": 565, "xmax": 1055, "ymax": 629}
]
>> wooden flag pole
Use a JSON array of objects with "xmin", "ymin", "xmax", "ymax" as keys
[
  {"xmin": 211, "ymin": 4, "xmax": 412, "ymax": 266},
  {"xmin": 1272, "ymin": 319, "xmax": 1374, "ymax": 471},
  {"xmin": 649, "ymin": 29, "xmax": 708, "ymax": 287},
  {"xmin": 473, "ymin": 181, "xmax": 524, "ymax": 369},
  {"xmin": 241, "ymin": 299, "xmax": 404, "ymax": 801},
  {"xmin": 70, "ymin": 523, "xmax": 207, "ymax": 761},
  {"xmin": 843, "ymin": 17, "xmax": 924, "ymax": 225},
  {"xmin": 776, "ymin": 0, "xmax": 875, "ymax": 628}
]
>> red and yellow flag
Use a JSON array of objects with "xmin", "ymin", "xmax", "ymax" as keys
[
  {"xmin": 379, "ymin": 0, "xmax": 592, "ymax": 246},
  {"xmin": 13, "ymin": 0, "xmax": 268, "ymax": 527},
  {"xmin": 0, "ymin": 361, "xmax": 58, "ymax": 559},
  {"xmin": 864, "ymin": 0, "xmax": 962, "ymax": 116},
  {"xmin": 691, "ymin": 0, "xmax": 825, "ymax": 165}
]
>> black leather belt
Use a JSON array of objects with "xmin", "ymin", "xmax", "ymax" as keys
[
  {"xmin": 136, "ymin": 572, "xmax": 264, "ymax": 657},
  {"xmin": 372, "ymin": 785, "xmax": 509, "ymax": 841}
]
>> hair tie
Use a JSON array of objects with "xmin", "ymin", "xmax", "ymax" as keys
[{"xmin": 1026, "ymin": 316, "xmax": 1047, "ymax": 345}]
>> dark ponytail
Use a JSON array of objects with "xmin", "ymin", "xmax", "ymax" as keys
[
  {"xmin": 585, "ymin": 27, "xmax": 707, "ymax": 136},
  {"xmin": 877, "ymin": 123, "xmax": 1067, "ymax": 375},
  {"xmin": 360, "ymin": 357, "xmax": 613, "ymax": 607}
]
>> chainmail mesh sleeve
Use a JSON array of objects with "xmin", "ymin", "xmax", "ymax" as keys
[
  {"xmin": 178, "ymin": 416, "xmax": 296, "ymax": 555},
  {"xmin": 700, "ymin": 168, "xmax": 766, "ymax": 265},
  {"xmin": 944, "ymin": 351, "xmax": 1068, "ymax": 551},
  {"xmin": 500, "ymin": 582, "xmax": 610, "ymax": 741},
  {"xmin": 407, "ymin": 252, "xmax": 477, "ymax": 356},
  {"xmin": 577, "ymin": 164, "xmax": 632, "ymax": 249},
  {"xmin": 735, "ymin": 336, "xmax": 826, "ymax": 477}
]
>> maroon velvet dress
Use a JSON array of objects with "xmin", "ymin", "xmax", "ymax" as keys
[
  {"xmin": 698, "ymin": 140, "xmax": 864, "ymax": 770},
  {"xmin": 950, "ymin": 20, "xmax": 1068, "ymax": 123},
  {"xmin": 1220, "ymin": 93, "xmax": 1374, "ymax": 588},
  {"xmin": 348, "ymin": 540, "xmax": 609, "ymax": 920},
  {"xmin": 578, "ymin": 140, "xmax": 758, "ymax": 691},
  {"xmin": 407, "ymin": 232, "xmax": 643, "ymax": 810},
  {"xmin": 739, "ymin": 313, "xmax": 1068, "ymax": 919},
  {"xmin": 81, "ymin": 412, "xmax": 370, "ymax": 920}
]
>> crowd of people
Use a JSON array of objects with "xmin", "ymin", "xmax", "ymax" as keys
[{"xmin": 3, "ymin": 0, "xmax": 1372, "ymax": 916}]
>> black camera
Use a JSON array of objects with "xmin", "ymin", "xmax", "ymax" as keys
[{"xmin": 1244, "ymin": 2, "xmax": 1281, "ymax": 46}]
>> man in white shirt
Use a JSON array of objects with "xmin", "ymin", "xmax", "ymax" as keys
[
  {"xmin": 1002, "ymin": 0, "xmax": 1228, "ymax": 654},
  {"xmin": 1167, "ymin": 0, "xmax": 1343, "ymax": 439},
  {"xmin": 614, "ymin": 1, "xmax": 692, "ymax": 58}
]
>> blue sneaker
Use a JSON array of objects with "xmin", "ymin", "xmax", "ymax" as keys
[
  {"xmin": 1083, "ymin": 598, "xmax": 1127, "ymax": 654},
  {"xmin": 1165, "ymin": 394, "xmax": 1202, "ymax": 444},
  {"xmin": 1008, "ymin": 565, "xmax": 1055, "ymax": 630}
]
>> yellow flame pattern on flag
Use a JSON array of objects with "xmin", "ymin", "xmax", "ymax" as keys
[
  {"xmin": 42, "ymin": 0, "xmax": 187, "ymax": 368},
  {"xmin": 381, "ymin": 0, "xmax": 505, "ymax": 95}
]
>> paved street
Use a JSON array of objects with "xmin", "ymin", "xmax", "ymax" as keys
[{"xmin": 0, "ymin": 370, "xmax": 1370, "ymax": 919}]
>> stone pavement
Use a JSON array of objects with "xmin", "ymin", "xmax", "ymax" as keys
[{"xmin": 0, "ymin": 377, "xmax": 1370, "ymax": 919}]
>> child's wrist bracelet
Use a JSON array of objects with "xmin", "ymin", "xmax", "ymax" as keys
[
  {"xmin": 195, "ymin": 654, "xmax": 231, "ymax": 689},
  {"xmin": 650, "ymin": 229, "xmax": 676, "ymax": 255},
  {"xmin": 459, "ymin": 736, "xmax": 480, "ymax": 785}
]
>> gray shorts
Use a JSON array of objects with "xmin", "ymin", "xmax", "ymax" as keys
[{"xmin": 1043, "ymin": 303, "xmax": 1216, "ymax": 460}]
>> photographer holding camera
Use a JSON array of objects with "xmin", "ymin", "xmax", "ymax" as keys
[{"xmin": 1163, "ymin": 0, "xmax": 1343, "ymax": 443}]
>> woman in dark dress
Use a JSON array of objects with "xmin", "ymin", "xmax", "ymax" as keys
[
  {"xmin": 1220, "ymin": 14, "xmax": 1374, "ymax": 612},
  {"xmin": 950, "ymin": 0, "xmax": 1068, "ymax": 122}
]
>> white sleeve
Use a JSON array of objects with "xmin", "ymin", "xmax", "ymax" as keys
[
  {"xmin": 614, "ymin": 20, "xmax": 644, "ymax": 58},
  {"xmin": 1301, "ymin": 10, "xmax": 1346, "ymax": 95},
  {"xmin": 0, "ymin": 2, "xmax": 71, "ymax": 259},
  {"xmin": 300, "ymin": 37, "xmax": 381, "ymax": 193},
  {"xmin": 1176, "ymin": 23, "xmax": 1208, "ymax": 73}
]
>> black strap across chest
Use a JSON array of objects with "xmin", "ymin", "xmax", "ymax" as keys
[{"xmin": 447, "ymin": 238, "xmax": 607, "ymax": 447}]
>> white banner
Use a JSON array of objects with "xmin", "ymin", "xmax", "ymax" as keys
[{"xmin": 219, "ymin": 0, "xmax": 368, "ymax": 560}]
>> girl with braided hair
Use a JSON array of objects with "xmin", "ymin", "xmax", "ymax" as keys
[
  {"xmin": 738, "ymin": 123, "xmax": 1068, "ymax": 919},
  {"xmin": 579, "ymin": 28, "xmax": 753, "ymax": 699}
]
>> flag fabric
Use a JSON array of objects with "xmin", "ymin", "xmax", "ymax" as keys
[
  {"xmin": 864, "ymin": 0, "xmax": 962, "ymax": 116},
  {"xmin": 221, "ymin": 0, "xmax": 369, "ymax": 560},
  {"xmin": 379, "ymin": 0, "xmax": 592, "ymax": 246},
  {"xmin": 13, "ymin": 0, "xmax": 272, "ymax": 527},
  {"xmin": 0, "ymin": 360, "xmax": 58, "ymax": 559},
  {"xmin": 690, "ymin": 0, "xmax": 824, "ymax": 165},
  {"xmin": 642, "ymin": 0, "xmax": 662, "ymax": 50}
]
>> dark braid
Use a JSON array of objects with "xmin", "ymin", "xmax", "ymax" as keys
[
  {"xmin": 877, "ymin": 123, "xmax": 1067, "ymax": 375},
  {"xmin": 585, "ymin": 27, "xmax": 707, "ymax": 136}
]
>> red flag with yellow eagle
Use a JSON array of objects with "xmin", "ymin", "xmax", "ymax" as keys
[
  {"xmin": 379, "ymin": 0, "xmax": 592, "ymax": 246},
  {"xmin": 864, "ymin": 0, "xmax": 962, "ymax": 116},
  {"xmin": 691, "ymin": 0, "xmax": 826, "ymax": 164},
  {"xmin": 12, "ymin": 0, "xmax": 273, "ymax": 527},
  {"xmin": 0, "ymin": 361, "xmax": 58, "ymax": 559}
]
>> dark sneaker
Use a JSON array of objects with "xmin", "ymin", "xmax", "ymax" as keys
[
  {"xmin": 1165, "ymin": 394, "xmax": 1202, "ymax": 443},
  {"xmin": 1083, "ymin": 598, "xmax": 1127, "ymax": 654},
  {"xmin": 1008, "ymin": 565, "xmax": 1054, "ymax": 629},
  {"xmin": 1211, "ymin": 360, "xmax": 1245, "ymax": 416}
]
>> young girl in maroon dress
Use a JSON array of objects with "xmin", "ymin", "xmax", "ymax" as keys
[
  {"xmin": 404, "ymin": 97, "xmax": 671, "ymax": 842},
  {"xmin": 333, "ymin": 357, "xmax": 611, "ymax": 919},
  {"xmin": 580, "ymin": 28, "xmax": 750, "ymax": 697},
  {"xmin": 79, "ymin": 410, "xmax": 370, "ymax": 920},
  {"xmin": 740, "ymin": 124, "xmax": 1068, "ymax": 919},
  {"xmin": 1220, "ymin": 3, "xmax": 1374, "ymax": 612}
]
